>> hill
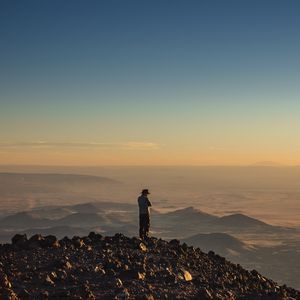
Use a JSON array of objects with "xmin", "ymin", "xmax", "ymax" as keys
[
  {"xmin": 213, "ymin": 213, "xmax": 272, "ymax": 228},
  {"xmin": 162, "ymin": 206, "xmax": 217, "ymax": 222},
  {"xmin": 182, "ymin": 232, "xmax": 253, "ymax": 256},
  {"xmin": 55, "ymin": 212, "xmax": 107, "ymax": 227},
  {"xmin": 0, "ymin": 233, "xmax": 299, "ymax": 299},
  {"xmin": 0, "ymin": 212, "xmax": 51, "ymax": 229}
]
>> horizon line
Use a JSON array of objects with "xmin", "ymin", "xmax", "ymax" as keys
[{"xmin": 0, "ymin": 163, "xmax": 300, "ymax": 168}]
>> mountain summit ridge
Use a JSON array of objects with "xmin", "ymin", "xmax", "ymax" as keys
[{"xmin": 0, "ymin": 233, "xmax": 299, "ymax": 299}]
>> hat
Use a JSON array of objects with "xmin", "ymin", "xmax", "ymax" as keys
[{"xmin": 141, "ymin": 189, "xmax": 150, "ymax": 195}]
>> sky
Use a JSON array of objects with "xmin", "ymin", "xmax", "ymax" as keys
[{"xmin": 0, "ymin": 0, "xmax": 300, "ymax": 166}]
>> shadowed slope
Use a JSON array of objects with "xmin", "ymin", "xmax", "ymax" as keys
[{"xmin": 0, "ymin": 233, "xmax": 299, "ymax": 299}]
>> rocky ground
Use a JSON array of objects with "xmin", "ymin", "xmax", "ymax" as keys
[{"xmin": 0, "ymin": 233, "xmax": 299, "ymax": 300}]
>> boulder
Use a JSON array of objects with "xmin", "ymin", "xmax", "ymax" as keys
[
  {"xmin": 179, "ymin": 269, "xmax": 193, "ymax": 281},
  {"xmin": 0, "ymin": 274, "xmax": 12, "ymax": 289},
  {"xmin": 11, "ymin": 234, "xmax": 27, "ymax": 247},
  {"xmin": 41, "ymin": 235, "xmax": 60, "ymax": 248}
]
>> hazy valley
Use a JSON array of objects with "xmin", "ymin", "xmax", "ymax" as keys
[{"xmin": 1, "ymin": 166, "xmax": 300, "ymax": 290}]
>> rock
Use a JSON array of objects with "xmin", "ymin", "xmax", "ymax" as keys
[
  {"xmin": 79, "ymin": 283, "xmax": 96, "ymax": 300},
  {"xmin": 105, "ymin": 260, "xmax": 121, "ymax": 271},
  {"xmin": 114, "ymin": 233, "xmax": 126, "ymax": 240},
  {"xmin": 11, "ymin": 234, "xmax": 27, "ymax": 246},
  {"xmin": 111, "ymin": 278, "xmax": 123, "ymax": 288},
  {"xmin": 41, "ymin": 235, "xmax": 60, "ymax": 248},
  {"xmin": 119, "ymin": 270, "xmax": 146, "ymax": 280},
  {"xmin": 59, "ymin": 236, "xmax": 72, "ymax": 248},
  {"xmin": 51, "ymin": 289, "xmax": 71, "ymax": 298},
  {"xmin": 196, "ymin": 287, "xmax": 213, "ymax": 299},
  {"xmin": 88, "ymin": 231, "xmax": 100, "ymax": 240},
  {"xmin": 62, "ymin": 260, "xmax": 73, "ymax": 270},
  {"xmin": 115, "ymin": 287, "xmax": 130, "ymax": 299},
  {"xmin": 18, "ymin": 288, "xmax": 31, "ymax": 299},
  {"xmin": 106, "ymin": 268, "xmax": 117, "ymax": 276},
  {"xmin": 44, "ymin": 274, "xmax": 55, "ymax": 286},
  {"xmin": 1, "ymin": 288, "xmax": 20, "ymax": 300},
  {"xmin": 39, "ymin": 290, "xmax": 49, "ymax": 299},
  {"xmin": 0, "ymin": 274, "xmax": 12, "ymax": 288},
  {"xmin": 169, "ymin": 239, "xmax": 180, "ymax": 247},
  {"xmin": 181, "ymin": 242, "xmax": 188, "ymax": 252},
  {"xmin": 138, "ymin": 242, "xmax": 147, "ymax": 252},
  {"xmin": 49, "ymin": 271, "xmax": 58, "ymax": 281},
  {"xmin": 27, "ymin": 234, "xmax": 44, "ymax": 248},
  {"xmin": 94, "ymin": 265, "xmax": 106, "ymax": 275},
  {"xmin": 137, "ymin": 294, "xmax": 155, "ymax": 300},
  {"xmin": 137, "ymin": 272, "xmax": 146, "ymax": 280},
  {"xmin": 160, "ymin": 269, "xmax": 177, "ymax": 284},
  {"xmin": 145, "ymin": 237, "xmax": 157, "ymax": 248},
  {"xmin": 179, "ymin": 269, "xmax": 193, "ymax": 281},
  {"xmin": 72, "ymin": 237, "xmax": 85, "ymax": 248},
  {"xmin": 1, "ymin": 233, "xmax": 300, "ymax": 299},
  {"xmin": 56, "ymin": 269, "xmax": 68, "ymax": 281},
  {"xmin": 29, "ymin": 233, "xmax": 44, "ymax": 242}
]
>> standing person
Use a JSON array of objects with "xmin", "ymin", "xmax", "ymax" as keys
[{"xmin": 138, "ymin": 189, "xmax": 152, "ymax": 239}]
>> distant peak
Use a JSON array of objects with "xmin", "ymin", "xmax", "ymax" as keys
[{"xmin": 217, "ymin": 213, "xmax": 270, "ymax": 227}]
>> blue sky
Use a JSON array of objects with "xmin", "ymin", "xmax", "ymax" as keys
[{"xmin": 1, "ymin": 0, "xmax": 300, "ymax": 165}]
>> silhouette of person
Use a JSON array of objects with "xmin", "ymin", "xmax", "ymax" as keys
[{"xmin": 138, "ymin": 189, "xmax": 152, "ymax": 239}]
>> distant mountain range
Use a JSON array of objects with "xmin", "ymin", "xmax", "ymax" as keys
[
  {"xmin": 151, "ymin": 206, "xmax": 289, "ymax": 237},
  {"xmin": 0, "ymin": 172, "xmax": 124, "ymax": 213},
  {"xmin": 0, "ymin": 172, "xmax": 119, "ymax": 184},
  {"xmin": 1, "ymin": 201, "xmax": 300, "ymax": 289},
  {"xmin": 0, "ymin": 173, "xmax": 119, "ymax": 192},
  {"xmin": 0, "ymin": 211, "xmax": 51, "ymax": 228},
  {"xmin": 0, "ymin": 202, "xmax": 289, "ymax": 234}
]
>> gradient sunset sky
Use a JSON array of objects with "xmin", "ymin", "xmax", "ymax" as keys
[{"xmin": 1, "ymin": 1, "xmax": 300, "ymax": 166}]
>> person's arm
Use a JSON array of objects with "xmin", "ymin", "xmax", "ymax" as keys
[{"xmin": 147, "ymin": 199, "xmax": 152, "ymax": 207}]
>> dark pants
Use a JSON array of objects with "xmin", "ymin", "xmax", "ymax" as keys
[{"xmin": 139, "ymin": 213, "xmax": 150, "ymax": 239}]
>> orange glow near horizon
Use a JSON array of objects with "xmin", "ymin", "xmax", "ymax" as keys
[{"xmin": 0, "ymin": 145, "xmax": 299, "ymax": 166}]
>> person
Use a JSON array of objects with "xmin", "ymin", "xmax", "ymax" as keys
[{"xmin": 137, "ymin": 189, "xmax": 152, "ymax": 239}]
